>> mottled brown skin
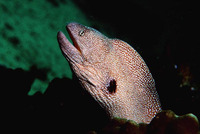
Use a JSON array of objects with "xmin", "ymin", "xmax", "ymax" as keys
[{"xmin": 57, "ymin": 22, "xmax": 161, "ymax": 123}]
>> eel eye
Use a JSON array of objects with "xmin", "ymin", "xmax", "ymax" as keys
[
  {"xmin": 107, "ymin": 79, "xmax": 117, "ymax": 94},
  {"xmin": 79, "ymin": 29, "xmax": 85, "ymax": 36}
]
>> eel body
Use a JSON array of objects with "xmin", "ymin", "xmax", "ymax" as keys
[{"xmin": 57, "ymin": 22, "xmax": 161, "ymax": 123}]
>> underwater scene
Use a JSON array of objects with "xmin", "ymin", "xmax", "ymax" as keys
[{"xmin": 0, "ymin": 0, "xmax": 199, "ymax": 133}]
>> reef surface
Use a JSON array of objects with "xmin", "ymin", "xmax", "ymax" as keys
[{"xmin": 89, "ymin": 110, "xmax": 199, "ymax": 134}]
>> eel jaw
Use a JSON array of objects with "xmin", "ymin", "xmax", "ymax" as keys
[
  {"xmin": 57, "ymin": 31, "xmax": 83, "ymax": 64},
  {"xmin": 57, "ymin": 27, "xmax": 98, "ymax": 90}
]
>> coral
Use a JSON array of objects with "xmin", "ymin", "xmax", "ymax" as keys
[
  {"xmin": 90, "ymin": 110, "xmax": 199, "ymax": 134},
  {"xmin": 0, "ymin": 0, "xmax": 92, "ymax": 95}
]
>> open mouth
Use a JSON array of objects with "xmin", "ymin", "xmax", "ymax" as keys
[
  {"xmin": 57, "ymin": 29, "xmax": 83, "ymax": 63},
  {"xmin": 66, "ymin": 26, "xmax": 81, "ymax": 53}
]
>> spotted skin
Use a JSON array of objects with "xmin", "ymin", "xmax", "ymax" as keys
[{"xmin": 57, "ymin": 22, "xmax": 161, "ymax": 123}]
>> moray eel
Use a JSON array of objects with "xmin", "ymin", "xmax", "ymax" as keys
[{"xmin": 57, "ymin": 22, "xmax": 161, "ymax": 123}]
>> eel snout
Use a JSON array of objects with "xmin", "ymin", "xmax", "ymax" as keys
[{"xmin": 57, "ymin": 30, "xmax": 83, "ymax": 64}]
